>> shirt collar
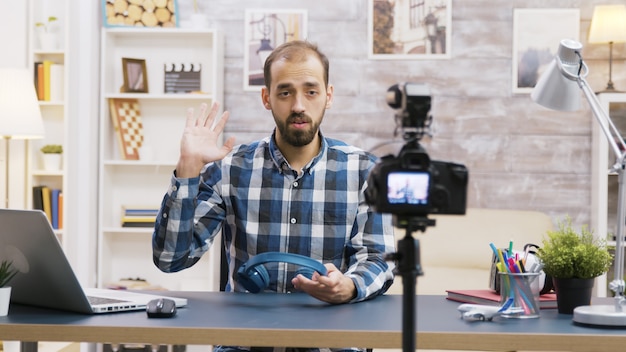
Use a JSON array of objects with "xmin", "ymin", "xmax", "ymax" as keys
[{"xmin": 268, "ymin": 129, "xmax": 328, "ymax": 175}]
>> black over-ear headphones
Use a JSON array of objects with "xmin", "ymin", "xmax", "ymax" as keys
[{"xmin": 236, "ymin": 252, "xmax": 328, "ymax": 293}]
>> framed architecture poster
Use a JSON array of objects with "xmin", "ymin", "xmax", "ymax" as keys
[
  {"xmin": 512, "ymin": 8, "xmax": 580, "ymax": 94},
  {"xmin": 368, "ymin": 0, "xmax": 451, "ymax": 59},
  {"xmin": 243, "ymin": 9, "xmax": 308, "ymax": 91}
]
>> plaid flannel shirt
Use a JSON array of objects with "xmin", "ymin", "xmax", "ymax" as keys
[{"xmin": 153, "ymin": 131, "xmax": 395, "ymax": 302}]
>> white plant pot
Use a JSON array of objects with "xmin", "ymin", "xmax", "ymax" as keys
[
  {"xmin": 38, "ymin": 32, "xmax": 58, "ymax": 51},
  {"xmin": 42, "ymin": 154, "xmax": 62, "ymax": 171},
  {"xmin": 190, "ymin": 13, "xmax": 209, "ymax": 29},
  {"xmin": 0, "ymin": 286, "xmax": 11, "ymax": 316}
]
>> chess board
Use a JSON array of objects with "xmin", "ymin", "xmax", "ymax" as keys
[{"xmin": 109, "ymin": 98, "xmax": 144, "ymax": 160}]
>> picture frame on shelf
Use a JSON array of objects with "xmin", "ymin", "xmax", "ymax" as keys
[
  {"xmin": 102, "ymin": 0, "xmax": 179, "ymax": 28},
  {"xmin": 368, "ymin": 0, "xmax": 451, "ymax": 60},
  {"xmin": 122, "ymin": 58, "xmax": 149, "ymax": 93},
  {"xmin": 108, "ymin": 98, "xmax": 144, "ymax": 160},
  {"xmin": 243, "ymin": 9, "xmax": 308, "ymax": 91},
  {"xmin": 512, "ymin": 8, "xmax": 580, "ymax": 94}
]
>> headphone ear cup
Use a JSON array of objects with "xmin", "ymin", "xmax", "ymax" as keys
[{"xmin": 237, "ymin": 264, "xmax": 270, "ymax": 293}]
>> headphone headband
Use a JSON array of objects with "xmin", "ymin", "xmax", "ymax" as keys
[{"xmin": 236, "ymin": 252, "xmax": 327, "ymax": 293}]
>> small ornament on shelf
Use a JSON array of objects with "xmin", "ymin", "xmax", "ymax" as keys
[
  {"xmin": 109, "ymin": 98, "xmax": 144, "ymax": 160},
  {"xmin": 163, "ymin": 63, "xmax": 202, "ymax": 94}
]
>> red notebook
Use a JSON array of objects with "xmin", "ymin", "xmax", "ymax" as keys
[{"xmin": 446, "ymin": 289, "xmax": 557, "ymax": 309}]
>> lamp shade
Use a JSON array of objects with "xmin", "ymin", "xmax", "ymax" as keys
[
  {"xmin": 588, "ymin": 4, "xmax": 626, "ymax": 44},
  {"xmin": 0, "ymin": 68, "xmax": 45, "ymax": 139},
  {"xmin": 531, "ymin": 39, "xmax": 584, "ymax": 112}
]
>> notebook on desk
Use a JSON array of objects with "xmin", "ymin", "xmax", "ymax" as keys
[{"xmin": 0, "ymin": 209, "xmax": 187, "ymax": 314}]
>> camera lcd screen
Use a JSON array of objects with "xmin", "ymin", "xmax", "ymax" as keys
[{"xmin": 387, "ymin": 171, "xmax": 429, "ymax": 205}]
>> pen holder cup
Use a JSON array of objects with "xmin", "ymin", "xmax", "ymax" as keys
[{"xmin": 498, "ymin": 272, "xmax": 541, "ymax": 319}]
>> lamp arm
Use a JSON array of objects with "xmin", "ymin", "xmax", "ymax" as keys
[
  {"xmin": 578, "ymin": 76, "xmax": 626, "ymax": 303},
  {"xmin": 577, "ymin": 77, "xmax": 626, "ymax": 164}
]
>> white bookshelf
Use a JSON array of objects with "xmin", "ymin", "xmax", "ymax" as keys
[
  {"xmin": 97, "ymin": 27, "xmax": 224, "ymax": 292},
  {"xmin": 591, "ymin": 92, "xmax": 626, "ymax": 297},
  {"xmin": 26, "ymin": 0, "xmax": 69, "ymax": 248}
]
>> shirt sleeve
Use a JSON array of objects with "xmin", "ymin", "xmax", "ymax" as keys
[
  {"xmin": 344, "ymin": 179, "xmax": 397, "ymax": 302},
  {"xmin": 152, "ymin": 169, "xmax": 224, "ymax": 273}
]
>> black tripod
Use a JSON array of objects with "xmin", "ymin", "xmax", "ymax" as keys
[{"xmin": 385, "ymin": 215, "xmax": 432, "ymax": 352}]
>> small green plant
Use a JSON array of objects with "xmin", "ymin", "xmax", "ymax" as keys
[
  {"xmin": 0, "ymin": 260, "xmax": 18, "ymax": 288},
  {"xmin": 537, "ymin": 216, "xmax": 613, "ymax": 279},
  {"xmin": 40, "ymin": 144, "xmax": 63, "ymax": 154},
  {"xmin": 35, "ymin": 16, "xmax": 57, "ymax": 33}
]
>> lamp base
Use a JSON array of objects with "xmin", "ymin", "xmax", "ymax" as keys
[{"xmin": 573, "ymin": 305, "xmax": 626, "ymax": 326}]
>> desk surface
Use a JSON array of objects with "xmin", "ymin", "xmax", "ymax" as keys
[{"xmin": 0, "ymin": 292, "xmax": 626, "ymax": 351}]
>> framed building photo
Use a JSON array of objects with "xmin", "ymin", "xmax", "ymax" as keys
[
  {"xmin": 512, "ymin": 8, "xmax": 580, "ymax": 94},
  {"xmin": 244, "ymin": 9, "xmax": 308, "ymax": 91},
  {"xmin": 368, "ymin": 0, "xmax": 451, "ymax": 60},
  {"xmin": 122, "ymin": 58, "xmax": 149, "ymax": 93}
]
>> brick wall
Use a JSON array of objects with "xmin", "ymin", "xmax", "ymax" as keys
[{"xmin": 177, "ymin": 0, "xmax": 626, "ymax": 228}]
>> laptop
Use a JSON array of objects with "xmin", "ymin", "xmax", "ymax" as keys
[{"xmin": 0, "ymin": 208, "xmax": 187, "ymax": 314}]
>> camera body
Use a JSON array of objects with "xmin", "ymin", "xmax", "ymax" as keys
[{"xmin": 365, "ymin": 83, "xmax": 468, "ymax": 218}]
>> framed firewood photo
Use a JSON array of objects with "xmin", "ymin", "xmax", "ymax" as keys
[{"xmin": 102, "ymin": 0, "xmax": 179, "ymax": 27}]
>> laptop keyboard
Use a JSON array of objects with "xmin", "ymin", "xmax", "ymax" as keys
[{"xmin": 87, "ymin": 295, "xmax": 131, "ymax": 305}]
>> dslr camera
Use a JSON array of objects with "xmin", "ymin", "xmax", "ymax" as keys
[{"xmin": 365, "ymin": 83, "xmax": 468, "ymax": 226}]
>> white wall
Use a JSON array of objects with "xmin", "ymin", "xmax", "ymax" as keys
[
  {"xmin": 0, "ymin": 2, "xmax": 29, "ymax": 210},
  {"xmin": 0, "ymin": 1, "xmax": 99, "ymax": 287}
]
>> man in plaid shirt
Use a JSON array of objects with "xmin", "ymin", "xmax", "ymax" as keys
[{"xmin": 153, "ymin": 40, "xmax": 395, "ymax": 320}]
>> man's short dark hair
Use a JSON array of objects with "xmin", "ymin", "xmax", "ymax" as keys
[{"xmin": 263, "ymin": 40, "xmax": 330, "ymax": 90}]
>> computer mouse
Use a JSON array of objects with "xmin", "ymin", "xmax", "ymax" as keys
[{"xmin": 146, "ymin": 298, "xmax": 177, "ymax": 318}]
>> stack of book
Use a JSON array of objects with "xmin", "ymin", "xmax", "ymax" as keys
[
  {"xmin": 121, "ymin": 207, "xmax": 158, "ymax": 228},
  {"xmin": 32, "ymin": 185, "xmax": 63, "ymax": 230},
  {"xmin": 446, "ymin": 289, "xmax": 557, "ymax": 309},
  {"xmin": 34, "ymin": 60, "xmax": 64, "ymax": 101}
]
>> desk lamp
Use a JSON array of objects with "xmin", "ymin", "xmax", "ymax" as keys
[
  {"xmin": 588, "ymin": 4, "xmax": 626, "ymax": 92},
  {"xmin": 0, "ymin": 68, "xmax": 45, "ymax": 208},
  {"xmin": 531, "ymin": 39, "xmax": 626, "ymax": 326}
]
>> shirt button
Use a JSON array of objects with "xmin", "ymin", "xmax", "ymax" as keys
[
  {"xmin": 290, "ymin": 218, "xmax": 296, "ymax": 224},
  {"xmin": 171, "ymin": 185, "xmax": 177, "ymax": 192},
  {"xmin": 293, "ymin": 181, "xmax": 298, "ymax": 187},
  {"xmin": 162, "ymin": 212, "xmax": 168, "ymax": 219}
]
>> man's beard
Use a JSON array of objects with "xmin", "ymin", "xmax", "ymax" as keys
[{"xmin": 274, "ymin": 112, "xmax": 322, "ymax": 147}]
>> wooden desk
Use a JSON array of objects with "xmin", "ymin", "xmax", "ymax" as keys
[{"xmin": 0, "ymin": 293, "xmax": 625, "ymax": 351}]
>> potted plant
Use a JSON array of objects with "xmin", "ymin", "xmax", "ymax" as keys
[
  {"xmin": 536, "ymin": 216, "xmax": 613, "ymax": 314},
  {"xmin": 40, "ymin": 144, "xmax": 63, "ymax": 171},
  {"xmin": 190, "ymin": 0, "xmax": 208, "ymax": 28},
  {"xmin": 0, "ymin": 260, "xmax": 18, "ymax": 316},
  {"xmin": 35, "ymin": 16, "xmax": 58, "ymax": 50}
]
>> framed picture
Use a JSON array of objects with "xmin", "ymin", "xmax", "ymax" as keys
[
  {"xmin": 109, "ymin": 98, "xmax": 144, "ymax": 160},
  {"xmin": 512, "ymin": 8, "xmax": 580, "ymax": 94},
  {"xmin": 122, "ymin": 58, "xmax": 149, "ymax": 93},
  {"xmin": 368, "ymin": 0, "xmax": 451, "ymax": 60},
  {"xmin": 243, "ymin": 9, "xmax": 308, "ymax": 91},
  {"xmin": 102, "ymin": 0, "xmax": 179, "ymax": 28}
]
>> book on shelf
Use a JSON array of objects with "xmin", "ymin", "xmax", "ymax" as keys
[
  {"xmin": 445, "ymin": 289, "xmax": 557, "ymax": 309},
  {"xmin": 121, "ymin": 206, "xmax": 158, "ymax": 228},
  {"xmin": 49, "ymin": 64, "xmax": 64, "ymax": 101},
  {"xmin": 32, "ymin": 186, "xmax": 63, "ymax": 229},
  {"xmin": 43, "ymin": 60, "xmax": 52, "ymax": 101},
  {"xmin": 34, "ymin": 61, "xmax": 44, "ymax": 100}
]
